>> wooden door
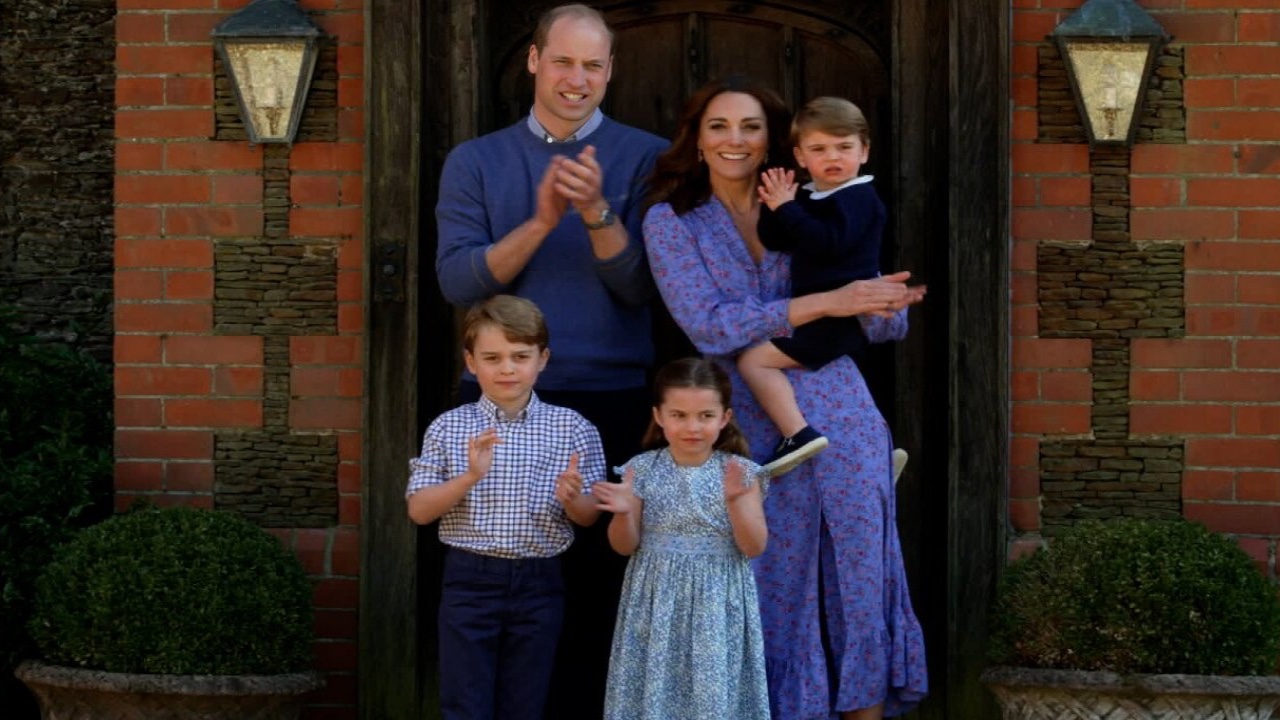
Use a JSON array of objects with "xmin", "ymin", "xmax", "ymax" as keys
[
  {"xmin": 493, "ymin": 5, "xmax": 890, "ymax": 143},
  {"xmin": 364, "ymin": 1, "xmax": 1008, "ymax": 718}
]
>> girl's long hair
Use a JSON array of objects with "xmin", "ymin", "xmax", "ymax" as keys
[
  {"xmin": 643, "ymin": 75, "xmax": 794, "ymax": 215},
  {"xmin": 641, "ymin": 357, "xmax": 751, "ymax": 457}
]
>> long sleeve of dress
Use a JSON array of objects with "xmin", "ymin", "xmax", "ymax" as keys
[
  {"xmin": 646, "ymin": 201, "xmax": 908, "ymax": 352},
  {"xmin": 860, "ymin": 308, "xmax": 909, "ymax": 344},
  {"xmin": 642, "ymin": 202, "xmax": 793, "ymax": 357}
]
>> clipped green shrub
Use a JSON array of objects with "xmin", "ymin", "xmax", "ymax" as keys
[
  {"xmin": 0, "ymin": 306, "xmax": 113, "ymax": 714},
  {"xmin": 989, "ymin": 518, "xmax": 1280, "ymax": 675},
  {"xmin": 29, "ymin": 506, "xmax": 314, "ymax": 675}
]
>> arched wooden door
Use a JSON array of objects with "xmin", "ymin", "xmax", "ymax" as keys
[{"xmin": 493, "ymin": 4, "xmax": 891, "ymax": 154}]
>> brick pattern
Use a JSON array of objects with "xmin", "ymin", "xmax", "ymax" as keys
[
  {"xmin": 1013, "ymin": 2, "xmax": 1280, "ymax": 578},
  {"xmin": 211, "ymin": 144, "xmax": 340, "ymax": 527},
  {"xmin": 1035, "ymin": 145, "xmax": 1187, "ymax": 534},
  {"xmin": 114, "ymin": 3, "xmax": 364, "ymax": 716}
]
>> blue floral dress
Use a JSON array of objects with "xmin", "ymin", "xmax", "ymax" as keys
[
  {"xmin": 603, "ymin": 448, "xmax": 770, "ymax": 720},
  {"xmin": 643, "ymin": 199, "xmax": 929, "ymax": 719}
]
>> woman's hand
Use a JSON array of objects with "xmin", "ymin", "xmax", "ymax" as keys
[{"xmin": 826, "ymin": 271, "xmax": 927, "ymax": 318}]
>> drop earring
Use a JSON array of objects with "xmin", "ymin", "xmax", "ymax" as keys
[{"xmin": 697, "ymin": 148, "xmax": 704, "ymax": 163}]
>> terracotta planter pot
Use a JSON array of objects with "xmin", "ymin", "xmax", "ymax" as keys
[
  {"xmin": 981, "ymin": 666, "xmax": 1280, "ymax": 720},
  {"xmin": 16, "ymin": 660, "xmax": 324, "ymax": 720}
]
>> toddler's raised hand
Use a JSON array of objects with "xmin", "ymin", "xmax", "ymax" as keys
[
  {"xmin": 594, "ymin": 466, "xmax": 639, "ymax": 515},
  {"xmin": 467, "ymin": 428, "xmax": 500, "ymax": 480},
  {"xmin": 757, "ymin": 167, "xmax": 797, "ymax": 211},
  {"xmin": 554, "ymin": 453, "xmax": 584, "ymax": 507},
  {"xmin": 723, "ymin": 459, "xmax": 756, "ymax": 504}
]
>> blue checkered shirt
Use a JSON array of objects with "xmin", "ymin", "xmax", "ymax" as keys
[{"xmin": 406, "ymin": 392, "xmax": 605, "ymax": 558}]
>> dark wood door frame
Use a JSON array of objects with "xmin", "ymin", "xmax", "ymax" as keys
[{"xmin": 361, "ymin": 1, "xmax": 1007, "ymax": 717}]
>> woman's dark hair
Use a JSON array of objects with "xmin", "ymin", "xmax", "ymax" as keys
[
  {"xmin": 642, "ymin": 357, "xmax": 751, "ymax": 457},
  {"xmin": 644, "ymin": 75, "xmax": 794, "ymax": 214}
]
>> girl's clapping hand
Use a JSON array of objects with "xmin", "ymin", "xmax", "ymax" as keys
[
  {"xmin": 594, "ymin": 466, "xmax": 639, "ymax": 515},
  {"xmin": 723, "ymin": 459, "xmax": 756, "ymax": 504}
]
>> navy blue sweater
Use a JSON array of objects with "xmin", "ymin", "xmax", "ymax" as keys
[
  {"xmin": 758, "ymin": 179, "xmax": 885, "ymax": 297},
  {"xmin": 435, "ymin": 117, "xmax": 668, "ymax": 391}
]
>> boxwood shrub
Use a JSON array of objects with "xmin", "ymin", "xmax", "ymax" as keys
[
  {"xmin": 989, "ymin": 517, "xmax": 1280, "ymax": 675},
  {"xmin": 0, "ymin": 306, "xmax": 113, "ymax": 714},
  {"xmin": 29, "ymin": 506, "xmax": 314, "ymax": 675}
]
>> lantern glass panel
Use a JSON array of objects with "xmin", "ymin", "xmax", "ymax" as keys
[
  {"xmin": 223, "ymin": 40, "xmax": 309, "ymax": 142},
  {"xmin": 1062, "ymin": 40, "xmax": 1149, "ymax": 144}
]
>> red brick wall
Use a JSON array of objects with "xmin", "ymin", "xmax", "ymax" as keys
[
  {"xmin": 1012, "ymin": 0, "xmax": 1280, "ymax": 573},
  {"xmin": 114, "ymin": 1, "xmax": 364, "ymax": 717}
]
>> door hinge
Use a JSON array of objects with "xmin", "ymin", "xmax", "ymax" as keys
[{"xmin": 374, "ymin": 241, "xmax": 406, "ymax": 303}]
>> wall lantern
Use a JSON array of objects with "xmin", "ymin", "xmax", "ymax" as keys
[
  {"xmin": 1050, "ymin": 0, "xmax": 1169, "ymax": 146},
  {"xmin": 212, "ymin": 0, "xmax": 322, "ymax": 144}
]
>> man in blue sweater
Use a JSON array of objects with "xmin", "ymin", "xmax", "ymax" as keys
[{"xmin": 434, "ymin": 4, "xmax": 667, "ymax": 718}]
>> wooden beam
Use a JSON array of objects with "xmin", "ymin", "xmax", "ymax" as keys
[
  {"xmin": 948, "ymin": 0, "xmax": 1009, "ymax": 715},
  {"xmin": 361, "ymin": 0, "xmax": 424, "ymax": 717}
]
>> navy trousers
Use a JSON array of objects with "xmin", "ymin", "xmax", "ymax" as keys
[{"xmin": 437, "ymin": 547, "xmax": 565, "ymax": 720}]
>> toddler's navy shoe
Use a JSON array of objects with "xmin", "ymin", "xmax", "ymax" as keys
[{"xmin": 762, "ymin": 426, "xmax": 828, "ymax": 477}]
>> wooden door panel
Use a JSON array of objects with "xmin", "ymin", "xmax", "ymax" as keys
[
  {"xmin": 702, "ymin": 17, "xmax": 787, "ymax": 95},
  {"xmin": 796, "ymin": 31, "xmax": 886, "ymax": 121},
  {"xmin": 608, "ymin": 18, "xmax": 689, "ymax": 138},
  {"xmin": 796, "ymin": 31, "xmax": 892, "ymax": 192},
  {"xmin": 495, "ymin": 6, "xmax": 890, "ymax": 139}
]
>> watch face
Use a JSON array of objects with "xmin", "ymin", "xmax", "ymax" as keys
[{"xmin": 585, "ymin": 207, "xmax": 615, "ymax": 229}]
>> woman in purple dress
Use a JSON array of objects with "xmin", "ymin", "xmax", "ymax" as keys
[{"xmin": 641, "ymin": 75, "xmax": 929, "ymax": 719}]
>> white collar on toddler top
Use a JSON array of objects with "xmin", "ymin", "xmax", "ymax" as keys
[{"xmin": 802, "ymin": 173, "xmax": 874, "ymax": 200}]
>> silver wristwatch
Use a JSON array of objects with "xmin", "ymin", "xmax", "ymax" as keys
[{"xmin": 582, "ymin": 206, "xmax": 616, "ymax": 230}]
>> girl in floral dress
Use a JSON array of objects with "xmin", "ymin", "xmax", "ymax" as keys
[{"xmin": 593, "ymin": 357, "xmax": 770, "ymax": 720}]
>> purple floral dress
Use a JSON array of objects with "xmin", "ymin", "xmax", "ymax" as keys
[{"xmin": 643, "ymin": 198, "xmax": 929, "ymax": 719}]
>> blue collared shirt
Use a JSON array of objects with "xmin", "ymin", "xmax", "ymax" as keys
[
  {"xmin": 526, "ymin": 107, "xmax": 604, "ymax": 144},
  {"xmin": 406, "ymin": 392, "xmax": 605, "ymax": 558}
]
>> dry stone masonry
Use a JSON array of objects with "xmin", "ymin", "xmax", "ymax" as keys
[
  {"xmin": 1035, "ymin": 44, "xmax": 1189, "ymax": 534},
  {"xmin": 212, "ymin": 143, "xmax": 339, "ymax": 527},
  {"xmin": 0, "ymin": 0, "xmax": 115, "ymax": 359}
]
